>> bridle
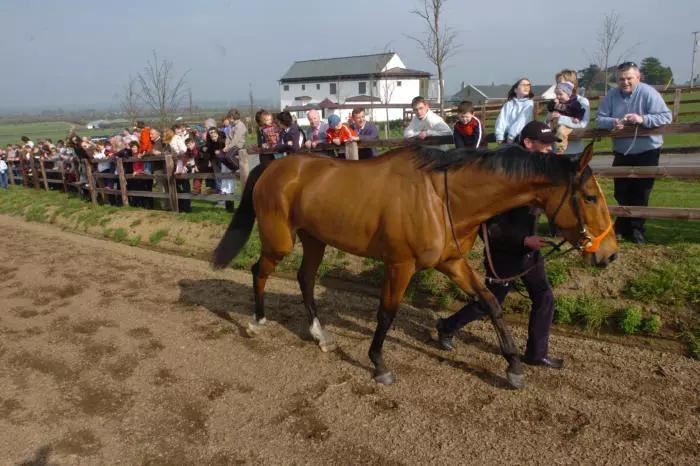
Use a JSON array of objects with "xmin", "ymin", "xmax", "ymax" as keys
[
  {"xmin": 443, "ymin": 165, "xmax": 612, "ymax": 285},
  {"xmin": 548, "ymin": 168, "xmax": 612, "ymax": 254}
]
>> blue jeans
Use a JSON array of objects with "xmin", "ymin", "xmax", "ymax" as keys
[{"xmin": 0, "ymin": 171, "xmax": 8, "ymax": 189}]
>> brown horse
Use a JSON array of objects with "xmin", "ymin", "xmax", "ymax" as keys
[{"xmin": 212, "ymin": 143, "xmax": 618, "ymax": 389}]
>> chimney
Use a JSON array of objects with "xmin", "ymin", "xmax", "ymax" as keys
[{"xmin": 461, "ymin": 81, "xmax": 465, "ymax": 89}]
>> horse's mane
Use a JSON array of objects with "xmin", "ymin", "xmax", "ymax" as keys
[{"xmin": 412, "ymin": 145, "xmax": 577, "ymax": 185}]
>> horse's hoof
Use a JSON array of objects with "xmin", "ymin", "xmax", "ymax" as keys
[
  {"xmin": 319, "ymin": 341, "xmax": 336, "ymax": 353},
  {"xmin": 246, "ymin": 319, "xmax": 266, "ymax": 337},
  {"xmin": 506, "ymin": 371, "xmax": 525, "ymax": 390},
  {"xmin": 373, "ymin": 371, "xmax": 395, "ymax": 385}
]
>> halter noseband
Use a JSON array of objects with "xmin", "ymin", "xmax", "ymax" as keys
[{"xmin": 550, "ymin": 170, "xmax": 612, "ymax": 254}]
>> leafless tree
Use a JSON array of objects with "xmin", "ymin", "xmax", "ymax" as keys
[
  {"xmin": 379, "ymin": 77, "xmax": 398, "ymax": 138},
  {"xmin": 121, "ymin": 76, "xmax": 140, "ymax": 126},
  {"xmin": 136, "ymin": 51, "xmax": 189, "ymax": 128},
  {"xmin": 405, "ymin": 0, "xmax": 460, "ymax": 115},
  {"xmin": 589, "ymin": 11, "xmax": 638, "ymax": 94}
]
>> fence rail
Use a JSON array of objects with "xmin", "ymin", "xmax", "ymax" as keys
[{"xmin": 5, "ymin": 122, "xmax": 700, "ymax": 221}]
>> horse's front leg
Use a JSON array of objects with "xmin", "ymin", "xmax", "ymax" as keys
[
  {"xmin": 436, "ymin": 258, "xmax": 525, "ymax": 389},
  {"xmin": 368, "ymin": 261, "xmax": 415, "ymax": 385}
]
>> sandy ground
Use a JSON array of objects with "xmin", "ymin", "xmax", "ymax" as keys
[{"xmin": 0, "ymin": 215, "xmax": 698, "ymax": 465}]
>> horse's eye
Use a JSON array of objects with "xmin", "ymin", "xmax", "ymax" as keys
[{"xmin": 584, "ymin": 195, "xmax": 597, "ymax": 204}]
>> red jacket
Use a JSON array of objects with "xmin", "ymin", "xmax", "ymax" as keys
[{"xmin": 325, "ymin": 124, "xmax": 357, "ymax": 144}]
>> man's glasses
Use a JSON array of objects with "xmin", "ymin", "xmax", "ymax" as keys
[{"xmin": 617, "ymin": 61, "xmax": 638, "ymax": 71}]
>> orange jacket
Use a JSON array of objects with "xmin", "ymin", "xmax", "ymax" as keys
[
  {"xmin": 325, "ymin": 124, "xmax": 357, "ymax": 144},
  {"xmin": 140, "ymin": 127, "xmax": 152, "ymax": 153}
]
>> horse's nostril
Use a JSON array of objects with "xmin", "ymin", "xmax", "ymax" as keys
[{"xmin": 609, "ymin": 253, "xmax": 618, "ymax": 263}]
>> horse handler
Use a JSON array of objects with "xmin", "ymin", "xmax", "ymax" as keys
[{"xmin": 436, "ymin": 121, "xmax": 564, "ymax": 369}]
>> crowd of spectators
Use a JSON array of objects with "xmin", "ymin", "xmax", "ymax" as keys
[{"xmin": 0, "ymin": 65, "xmax": 672, "ymax": 242}]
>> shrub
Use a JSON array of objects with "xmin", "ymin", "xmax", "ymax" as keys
[
  {"xmin": 554, "ymin": 294, "xmax": 611, "ymax": 332},
  {"xmin": 148, "ymin": 229, "xmax": 169, "ymax": 245},
  {"xmin": 546, "ymin": 261, "xmax": 569, "ymax": 287},
  {"xmin": 640, "ymin": 314, "xmax": 662, "ymax": 334},
  {"xmin": 113, "ymin": 228, "xmax": 127, "ymax": 242},
  {"xmin": 129, "ymin": 235, "xmax": 141, "ymax": 247},
  {"xmin": 554, "ymin": 296, "xmax": 576, "ymax": 324},
  {"xmin": 615, "ymin": 305, "xmax": 643, "ymax": 335}
]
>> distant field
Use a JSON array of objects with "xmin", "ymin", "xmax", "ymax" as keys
[{"xmin": 0, "ymin": 121, "xmax": 113, "ymax": 147}]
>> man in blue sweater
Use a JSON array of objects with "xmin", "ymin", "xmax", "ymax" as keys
[{"xmin": 596, "ymin": 62, "xmax": 672, "ymax": 244}]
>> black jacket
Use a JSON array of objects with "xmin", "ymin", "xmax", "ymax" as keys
[{"xmin": 482, "ymin": 206, "xmax": 537, "ymax": 256}]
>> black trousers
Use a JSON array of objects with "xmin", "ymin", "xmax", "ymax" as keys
[
  {"xmin": 440, "ymin": 251, "xmax": 554, "ymax": 360},
  {"xmin": 612, "ymin": 148, "xmax": 660, "ymax": 235},
  {"xmin": 176, "ymin": 179, "xmax": 192, "ymax": 213}
]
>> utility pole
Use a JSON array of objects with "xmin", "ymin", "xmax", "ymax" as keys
[
  {"xmin": 188, "ymin": 88, "xmax": 193, "ymax": 115},
  {"xmin": 692, "ymin": 31, "xmax": 699, "ymax": 88},
  {"xmin": 248, "ymin": 83, "xmax": 254, "ymax": 134}
]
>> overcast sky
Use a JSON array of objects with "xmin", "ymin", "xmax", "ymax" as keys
[{"xmin": 1, "ymin": 0, "xmax": 698, "ymax": 111}]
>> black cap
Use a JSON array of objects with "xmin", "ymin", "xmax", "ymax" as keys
[{"xmin": 520, "ymin": 121, "xmax": 559, "ymax": 143}]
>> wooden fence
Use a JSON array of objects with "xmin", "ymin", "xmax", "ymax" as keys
[{"xmin": 5, "ymin": 122, "xmax": 700, "ymax": 220}]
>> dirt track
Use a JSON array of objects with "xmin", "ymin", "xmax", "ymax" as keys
[{"xmin": 0, "ymin": 215, "xmax": 698, "ymax": 465}]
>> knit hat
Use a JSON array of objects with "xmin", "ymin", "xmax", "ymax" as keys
[
  {"xmin": 327, "ymin": 114, "xmax": 341, "ymax": 127},
  {"xmin": 556, "ymin": 81, "xmax": 574, "ymax": 96}
]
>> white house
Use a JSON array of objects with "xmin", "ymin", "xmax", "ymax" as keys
[{"xmin": 279, "ymin": 53, "xmax": 436, "ymax": 125}]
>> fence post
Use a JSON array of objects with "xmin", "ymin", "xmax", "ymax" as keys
[
  {"xmin": 480, "ymin": 102, "xmax": 488, "ymax": 148},
  {"xmin": 116, "ymin": 158, "xmax": 129, "ymax": 207},
  {"xmin": 83, "ymin": 160, "xmax": 97, "ymax": 206},
  {"xmin": 92, "ymin": 161, "xmax": 107, "ymax": 204},
  {"xmin": 163, "ymin": 153, "xmax": 179, "ymax": 213},
  {"xmin": 346, "ymin": 141, "xmax": 359, "ymax": 160},
  {"xmin": 672, "ymin": 88, "xmax": 682, "ymax": 122},
  {"xmin": 239, "ymin": 149, "xmax": 249, "ymax": 188},
  {"xmin": 58, "ymin": 160, "xmax": 68, "ymax": 193},
  {"xmin": 20, "ymin": 158, "xmax": 29, "ymax": 188},
  {"xmin": 29, "ymin": 156, "xmax": 40, "ymax": 190},
  {"xmin": 7, "ymin": 161, "xmax": 15, "ymax": 185},
  {"xmin": 38, "ymin": 158, "xmax": 49, "ymax": 191}
]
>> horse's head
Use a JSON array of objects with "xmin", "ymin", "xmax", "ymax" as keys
[{"xmin": 543, "ymin": 144, "xmax": 619, "ymax": 267}]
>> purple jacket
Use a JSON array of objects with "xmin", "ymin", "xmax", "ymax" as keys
[{"xmin": 350, "ymin": 122, "xmax": 379, "ymax": 158}]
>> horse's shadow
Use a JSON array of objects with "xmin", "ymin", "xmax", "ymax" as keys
[{"xmin": 177, "ymin": 277, "xmax": 509, "ymax": 389}]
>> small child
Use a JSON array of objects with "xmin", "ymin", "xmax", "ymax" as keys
[
  {"xmin": 259, "ymin": 111, "xmax": 281, "ymax": 149},
  {"xmin": 174, "ymin": 137, "xmax": 197, "ymax": 212},
  {"xmin": 452, "ymin": 101, "xmax": 482, "ymax": 149},
  {"xmin": 0, "ymin": 154, "xmax": 8, "ymax": 190},
  {"xmin": 547, "ymin": 81, "xmax": 585, "ymax": 154},
  {"xmin": 325, "ymin": 114, "xmax": 358, "ymax": 145}
]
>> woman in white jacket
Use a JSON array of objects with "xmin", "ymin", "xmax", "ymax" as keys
[
  {"xmin": 545, "ymin": 69, "xmax": 590, "ymax": 155},
  {"xmin": 494, "ymin": 78, "xmax": 534, "ymax": 144}
]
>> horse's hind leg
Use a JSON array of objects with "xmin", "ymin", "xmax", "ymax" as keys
[
  {"xmin": 436, "ymin": 258, "xmax": 524, "ymax": 389},
  {"xmin": 297, "ymin": 231, "xmax": 335, "ymax": 352},
  {"xmin": 249, "ymin": 255, "xmax": 276, "ymax": 335},
  {"xmin": 249, "ymin": 220, "xmax": 295, "ymax": 336},
  {"xmin": 369, "ymin": 262, "xmax": 415, "ymax": 385}
]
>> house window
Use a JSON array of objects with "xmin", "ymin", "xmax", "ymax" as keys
[
  {"xmin": 397, "ymin": 81, "xmax": 402, "ymax": 87},
  {"xmin": 316, "ymin": 83, "xmax": 320, "ymax": 90},
  {"xmin": 301, "ymin": 84, "xmax": 306, "ymax": 91},
  {"xmin": 297, "ymin": 111, "xmax": 306, "ymax": 119},
  {"xmin": 283, "ymin": 84, "xmax": 289, "ymax": 91},
  {"xmin": 330, "ymin": 83, "xmax": 337, "ymax": 95},
  {"xmin": 358, "ymin": 82, "xmax": 367, "ymax": 94},
  {"xmin": 373, "ymin": 81, "xmax": 377, "ymax": 88}
]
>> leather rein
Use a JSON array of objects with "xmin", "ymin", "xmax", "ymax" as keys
[{"xmin": 443, "ymin": 168, "xmax": 612, "ymax": 285}]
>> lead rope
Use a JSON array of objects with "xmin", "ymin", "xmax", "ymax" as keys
[
  {"xmin": 622, "ymin": 124, "xmax": 640, "ymax": 156},
  {"xmin": 443, "ymin": 171, "xmax": 576, "ymax": 289}
]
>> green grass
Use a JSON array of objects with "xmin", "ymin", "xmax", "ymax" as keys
[
  {"xmin": 624, "ymin": 243, "xmax": 700, "ymax": 308},
  {"xmin": 174, "ymin": 234, "xmax": 186, "ymax": 246},
  {"xmin": 0, "ymin": 121, "xmax": 115, "ymax": 147},
  {"xmin": 113, "ymin": 228, "xmax": 127, "ymax": 242},
  {"xmin": 130, "ymin": 219, "xmax": 142, "ymax": 228},
  {"xmin": 129, "ymin": 235, "xmax": 142, "ymax": 247},
  {"xmin": 554, "ymin": 294, "xmax": 612, "ymax": 332},
  {"xmin": 615, "ymin": 305, "xmax": 643, "ymax": 335},
  {"xmin": 148, "ymin": 229, "xmax": 169, "ymax": 245}
]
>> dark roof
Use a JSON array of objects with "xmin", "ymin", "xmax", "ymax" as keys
[
  {"xmin": 318, "ymin": 98, "xmax": 338, "ymax": 109},
  {"xmin": 279, "ymin": 53, "xmax": 431, "ymax": 83},
  {"xmin": 450, "ymin": 84, "xmax": 552, "ymax": 101},
  {"xmin": 345, "ymin": 95, "xmax": 382, "ymax": 103},
  {"xmin": 378, "ymin": 67, "xmax": 431, "ymax": 78},
  {"xmin": 281, "ymin": 53, "xmax": 395, "ymax": 81},
  {"xmin": 294, "ymin": 95, "xmax": 313, "ymax": 101}
]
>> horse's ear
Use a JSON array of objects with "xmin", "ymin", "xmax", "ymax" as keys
[{"xmin": 577, "ymin": 142, "xmax": 594, "ymax": 173}]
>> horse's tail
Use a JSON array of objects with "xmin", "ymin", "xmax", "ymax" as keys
[{"xmin": 211, "ymin": 163, "xmax": 265, "ymax": 269}]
